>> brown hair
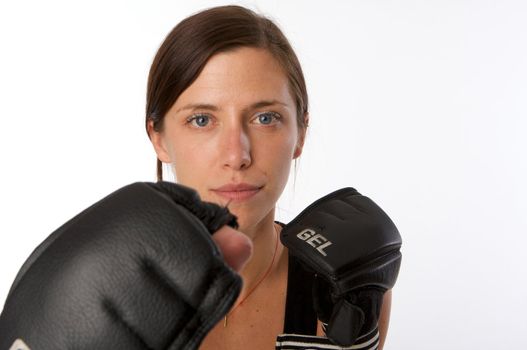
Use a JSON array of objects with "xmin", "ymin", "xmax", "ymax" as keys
[{"xmin": 146, "ymin": 5, "xmax": 309, "ymax": 181}]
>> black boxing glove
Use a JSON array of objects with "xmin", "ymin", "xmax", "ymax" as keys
[
  {"xmin": 0, "ymin": 182, "xmax": 241, "ymax": 350},
  {"xmin": 280, "ymin": 188, "xmax": 402, "ymax": 347}
]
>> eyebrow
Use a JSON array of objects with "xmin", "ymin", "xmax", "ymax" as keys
[{"xmin": 174, "ymin": 99, "xmax": 289, "ymax": 114}]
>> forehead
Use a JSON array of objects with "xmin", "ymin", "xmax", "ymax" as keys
[{"xmin": 174, "ymin": 47, "xmax": 295, "ymax": 109}]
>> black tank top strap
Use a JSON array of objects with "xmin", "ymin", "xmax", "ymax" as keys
[
  {"xmin": 283, "ymin": 252, "xmax": 318, "ymax": 335},
  {"xmin": 276, "ymin": 221, "xmax": 318, "ymax": 335}
]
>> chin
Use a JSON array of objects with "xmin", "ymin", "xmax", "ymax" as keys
[{"xmin": 236, "ymin": 206, "xmax": 275, "ymax": 234}]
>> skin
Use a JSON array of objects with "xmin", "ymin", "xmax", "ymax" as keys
[
  {"xmin": 151, "ymin": 48, "xmax": 304, "ymax": 233},
  {"xmin": 148, "ymin": 47, "xmax": 391, "ymax": 349},
  {"xmin": 148, "ymin": 47, "xmax": 305, "ymax": 294}
]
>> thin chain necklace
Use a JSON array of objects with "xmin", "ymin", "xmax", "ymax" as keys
[{"xmin": 223, "ymin": 223, "xmax": 279, "ymax": 327}]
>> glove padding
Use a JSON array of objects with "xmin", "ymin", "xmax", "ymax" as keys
[
  {"xmin": 0, "ymin": 182, "xmax": 241, "ymax": 350},
  {"xmin": 280, "ymin": 187, "xmax": 402, "ymax": 346}
]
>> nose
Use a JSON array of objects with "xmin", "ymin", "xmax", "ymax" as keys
[{"xmin": 221, "ymin": 124, "xmax": 252, "ymax": 170}]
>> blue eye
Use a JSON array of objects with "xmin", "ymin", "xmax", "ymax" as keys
[
  {"xmin": 188, "ymin": 114, "xmax": 210, "ymax": 127},
  {"xmin": 256, "ymin": 112, "xmax": 279, "ymax": 125}
]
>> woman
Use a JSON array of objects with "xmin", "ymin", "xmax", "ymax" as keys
[{"xmin": 146, "ymin": 5, "xmax": 392, "ymax": 349}]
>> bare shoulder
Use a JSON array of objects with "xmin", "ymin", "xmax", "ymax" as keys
[{"xmin": 378, "ymin": 289, "xmax": 392, "ymax": 350}]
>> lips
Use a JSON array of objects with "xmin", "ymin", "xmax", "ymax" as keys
[{"xmin": 211, "ymin": 183, "xmax": 263, "ymax": 201}]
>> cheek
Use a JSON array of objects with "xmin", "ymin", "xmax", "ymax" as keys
[
  {"xmin": 257, "ymin": 132, "xmax": 297, "ymax": 186},
  {"xmin": 168, "ymin": 136, "xmax": 217, "ymax": 190}
]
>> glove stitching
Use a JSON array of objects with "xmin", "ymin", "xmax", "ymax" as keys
[{"xmin": 284, "ymin": 188, "xmax": 359, "ymax": 227}]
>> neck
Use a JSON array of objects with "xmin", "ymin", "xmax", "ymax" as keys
[{"xmin": 236, "ymin": 210, "xmax": 283, "ymax": 300}]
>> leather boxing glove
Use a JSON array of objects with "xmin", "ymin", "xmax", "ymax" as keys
[
  {"xmin": 0, "ymin": 182, "xmax": 242, "ymax": 350},
  {"xmin": 280, "ymin": 187, "xmax": 402, "ymax": 347}
]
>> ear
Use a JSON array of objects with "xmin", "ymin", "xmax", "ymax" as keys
[
  {"xmin": 147, "ymin": 119, "xmax": 172, "ymax": 163},
  {"xmin": 293, "ymin": 113, "xmax": 309, "ymax": 159}
]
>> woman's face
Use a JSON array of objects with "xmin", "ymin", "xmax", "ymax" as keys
[{"xmin": 149, "ymin": 47, "xmax": 306, "ymax": 231}]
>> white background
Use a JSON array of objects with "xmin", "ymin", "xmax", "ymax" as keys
[{"xmin": 1, "ymin": 0, "xmax": 526, "ymax": 348}]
